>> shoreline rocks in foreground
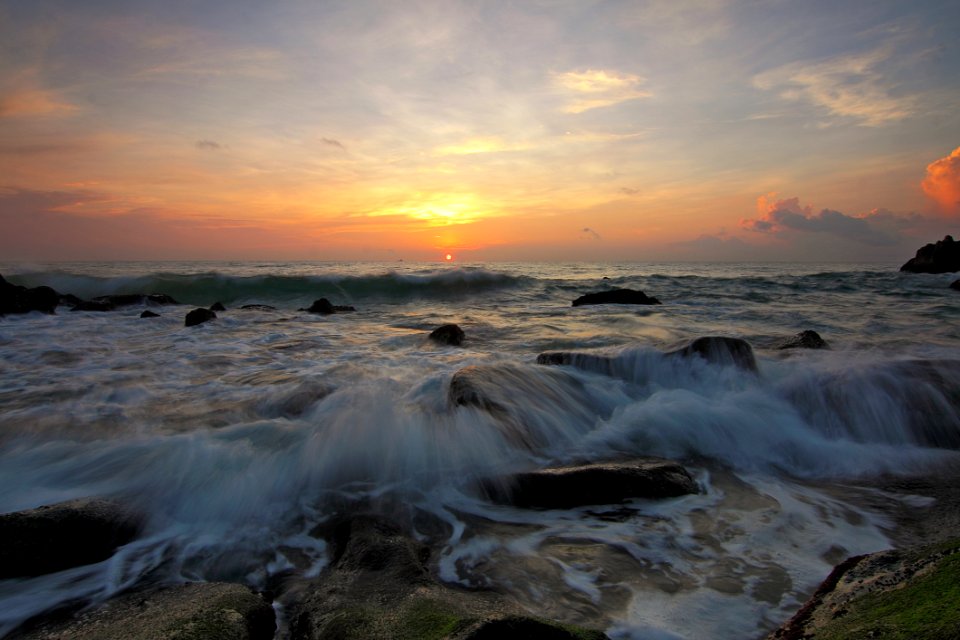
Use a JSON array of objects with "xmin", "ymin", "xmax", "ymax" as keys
[{"xmin": 900, "ymin": 235, "xmax": 960, "ymax": 273}]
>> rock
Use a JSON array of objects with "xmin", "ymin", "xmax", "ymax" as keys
[
  {"xmin": 536, "ymin": 351, "xmax": 617, "ymax": 371},
  {"xmin": 286, "ymin": 514, "xmax": 608, "ymax": 640},
  {"xmin": 59, "ymin": 293, "xmax": 82, "ymax": 307},
  {"xmin": 482, "ymin": 458, "xmax": 698, "ymax": 509},
  {"xmin": 428, "ymin": 323, "xmax": 465, "ymax": 346},
  {"xmin": 71, "ymin": 300, "xmax": 116, "ymax": 312},
  {"xmin": 572, "ymin": 288, "xmax": 661, "ymax": 307},
  {"xmin": 667, "ymin": 336, "xmax": 758, "ymax": 373},
  {"xmin": 240, "ymin": 304, "xmax": 277, "ymax": 311},
  {"xmin": 15, "ymin": 582, "xmax": 275, "ymax": 640},
  {"xmin": 951, "ymin": 279, "xmax": 960, "ymax": 291},
  {"xmin": 777, "ymin": 330, "xmax": 829, "ymax": 350},
  {"xmin": 90, "ymin": 294, "xmax": 180, "ymax": 307},
  {"xmin": 0, "ymin": 276, "xmax": 59, "ymax": 315},
  {"xmin": 333, "ymin": 304, "xmax": 356, "ymax": 312},
  {"xmin": 302, "ymin": 298, "xmax": 334, "ymax": 314},
  {"xmin": 140, "ymin": 310, "xmax": 160, "ymax": 318},
  {"xmin": 900, "ymin": 235, "xmax": 960, "ymax": 273},
  {"xmin": 210, "ymin": 301, "xmax": 227, "ymax": 312},
  {"xmin": 0, "ymin": 498, "xmax": 143, "ymax": 579},
  {"xmin": 768, "ymin": 538, "xmax": 960, "ymax": 640},
  {"xmin": 185, "ymin": 308, "xmax": 217, "ymax": 327}
]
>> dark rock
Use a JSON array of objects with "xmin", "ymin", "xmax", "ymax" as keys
[
  {"xmin": 667, "ymin": 336, "xmax": 758, "ymax": 373},
  {"xmin": 185, "ymin": 308, "xmax": 217, "ymax": 327},
  {"xmin": 59, "ymin": 293, "xmax": 82, "ymax": 307},
  {"xmin": 90, "ymin": 293, "xmax": 180, "ymax": 307},
  {"xmin": 777, "ymin": 330, "xmax": 829, "ymax": 350},
  {"xmin": 140, "ymin": 310, "xmax": 160, "ymax": 318},
  {"xmin": 536, "ymin": 351, "xmax": 617, "ymax": 371},
  {"xmin": 240, "ymin": 304, "xmax": 277, "ymax": 311},
  {"xmin": 71, "ymin": 300, "xmax": 116, "ymax": 312},
  {"xmin": 210, "ymin": 301, "xmax": 227, "ymax": 312},
  {"xmin": 302, "ymin": 298, "xmax": 334, "ymax": 314},
  {"xmin": 429, "ymin": 323, "xmax": 465, "ymax": 346},
  {"xmin": 482, "ymin": 458, "xmax": 698, "ymax": 509},
  {"xmin": 572, "ymin": 288, "xmax": 661, "ymax": 306},
  {"xmin": 0, "ymin": 498, "xmax": 142, "ymax": 579},
  {"xmin": 900, "ymin": 235, "xmax": 960, "ymax": 273},
  {"xmin": 951, "ymin": 279, "xmax": 960, "ymax": 291},
  {"xmin": 15, "ymin": 582, "xmax": 275, "ymax": 640},
  {"xmin": 333, "ymin": 304, "xmax": 356, "ymax": 312},
  {"xmin": 286, "ymin": 514, "xmax": 609, "ymax": 640},
  {"xmin": 0, "ymin": 275, "xmax": 60, "ymax": 315}
]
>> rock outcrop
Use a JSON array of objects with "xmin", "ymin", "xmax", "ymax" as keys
[
  {"xmin": 301, "ymin": 298, "xmax": 356, "ymax": 314},
  {"xmin": 210, "ymin": 301, "xmax": 227, "ymax": 312},
  {"xmin": 429, "ymin": 323, "xmax": 465, "ymax": 346},
  {"xmin": 482, "ymin": 458, "xmax": 698, "ymax": 509},
  {"xmin": 0, "ymin": 498, "xmax": 142, "ymax": 579},
  {"xmin": 0, "ymin": 275, "xmax": 59, "ymax": 315},
  {"xmin": 286, "ymin": 514, "xmax": 608, "ymax": 640},
  {"xmin": 777, "ymin": 330, "xmax": 829, "ymax": 350},
  {"xmin": 900, "ymin": 235, "xmax": 960, "ymax": 273},
  {"xmin": 15, "ymin": 582, "xmax": 275, "ymax": 640},
  {"xmin": 667, "ymin": 336, "xmax": 758, "ymax": 373},
  {"xmin": 572, "ymin": 288, "xmax": 661, "ymax": 307},
  {"xmin": 768, "ymin": 538, "xmax": 960, "ymax": 640},
  {"xmin": 185, "ymin": 308, "xmax": 217, "ymax": 327},
  {"xmin": 140, "ymin": 310, "xmax": 161, "ymax": 318}
]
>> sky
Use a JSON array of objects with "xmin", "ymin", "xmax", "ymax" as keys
[{"xmin": 1, "ymin": 0, "xmax": 959, "ymax": 262}]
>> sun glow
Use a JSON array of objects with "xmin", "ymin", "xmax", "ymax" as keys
[
  {"xmin": 368, "ymin": 192, "xmax": 492, "ymax": 226},
  {"xmin": 445, "ymin": 253, "xmax": 453, "ymax": 261}
]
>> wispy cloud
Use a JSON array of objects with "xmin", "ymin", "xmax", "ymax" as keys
[
  {"xmin": 321, "ymin": 138, "xmax": 346, "ymax": 150},
  {"xmin": 922, "ymin": 146, "xmax": 960, "ymax": 214},
  {"xmin": 752, "ymin": 49, "xmax": 914, "ymax": 127},
  {"xmin": 580, "ymin": 227, "xmax": 601, "ymax": 240},
  {"xmin": 195, "ymin": 139, "xmax": 222, "ymax": 151},
  {"xmin": 552, "ymin": 69, "xmax": 651, "ymax": 114}
]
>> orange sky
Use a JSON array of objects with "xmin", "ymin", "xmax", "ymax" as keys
[{"xmin": 1, "ymin": 1, "xmax": 959, "ymax": 262}]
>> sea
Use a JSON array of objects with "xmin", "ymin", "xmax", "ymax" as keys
[{"xmin": 0, "ymin": 261, "xmax": 958, "ymax": 639}]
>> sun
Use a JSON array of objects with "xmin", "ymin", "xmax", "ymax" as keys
[{"xmin": 445, "ymin": 253, "xmax": 453, "ymax": 262}]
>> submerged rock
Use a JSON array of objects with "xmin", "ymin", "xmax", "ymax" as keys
[
  {"xmin": 140, "ymin": 310, "xmax": 160, "ymax": 318},
  {"xmin": 571, "ymin": 288, "xmax": 661, "ymax": 307},
  {"xmin": 16, "ymin": 582, "xmax": 275, "ymax": 640},
  {"xmin": 92, "ymin": 293, "xmax": 179, "ymax": 306},
  {"xmin": 0, "ymin": 275, "xmax": 59, "ymax": 315},
  {"xmin": 482, "ymin": 458, "xmax": 698, "ymax": 509},
  {"xmin": 287, "ymin": 514, "xmax": 609, "ymax": 640},
  {"xmin": 428, "ymin": 323, "xmax": 465, "ymax": 346},
  {"xmin": 240, "ymin": 304, "xmax": 277, "ymax": 311},
  {"xmin": 301, "ymin": 298, "xmax": 351, "ymax": 314},
  {"xmin": 777, "ymin": 330, "xmax": 829, "ymax": 350},
  {"xmin": 0, "ymin": 498, "xmax": 142, "ymax": 579},
  {"xmin": 900, "ymin": 235, "xmax": 960, "ymax": 273},
  {"xmin": 667, "ymin": 336, "xmax": 758, "ymax": 373},
  {"xmin": 185, "ymin": 308, "xmax": 217, "ymax": 327},
  {"xmin": 768, "ymin": 538, "xmax": 960, "ymax": 640},
  {"xmin": 210, "ymin": 301, "xmax": 227, "ymax": 312}
]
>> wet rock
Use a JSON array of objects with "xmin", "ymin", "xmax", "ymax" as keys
[
  {"xmin": 429, "ymin": 323, "xmax": 465, "ymax": 346},
  {"xmin": 768, "ymin": 538, "xmax": 960, "ymax": 640},
  {"xmin": 0, "ymin": 498, "xmax": 143, "ymax": 579},
  {"xmin": 240, "ymin": 304, "xmax": 277, "ymax": 311},
  {"xmin": 777, "ymin": 330, "xmax": 829, "ymax": 350},
  {"xmin": 140, "ymin": 310, "xmax": 161, "ymax": 318},
  {"xmin": 667, "ymin": 336, "xmax": 758, "ymax": 373},
  {"xmin": 572, "ymin": 288, "xmax": 661, "ymax": 306},
  {"xmin": 286, "ymin": 514, "xmax": 608, "ymax": 640},
  {"xmin": 900, "ymin": 235, "xmax": 960, "ymax": 273},
  {"xmin": 210, "ymin": 301, "xmax": 227, "ymax": 312},
  {"xmin": 185, "ymin": 308, "xmax": 217, "ymax": 327},
  {"xmin": 15, "ymin": 582, "xmax": 275, "ymax": 640},
  {"xmin": 536, "ymin": 351, "xmax": 618, "ymax": 371},
  {"xmin": 0, "ymin": 276, "xmax": 59, "ymax": 315},
  {"xmin": 301, "ymin": 298, "xmax": 334, "ymax": 314},
  {"xmin": 59, "ymin": 293, "xmax": 82, "ymax": 307},
  {"xmin": 333, "ymin": 304, "xmax": 356, "ymax": 312},
  {"xmin": 482, "ymin": 458, "xmax": 698, "ymax": 509}
]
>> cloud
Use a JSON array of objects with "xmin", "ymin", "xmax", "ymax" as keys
[
  {"xmin": 620, "ymin": 187, "xmax": 640, "ymax": 196},
  {"xmin": 921, "ymin": 146, "xmax": 960, "ymax": 214},
  {"xmin": 552, "ymin": 69, "xmax": 651, "ymax": 114},
  {"xmin": 752, "ymin": 49, "xmax": 914, "ymax": 127},
  {"xmin": 580, "ymin": 227, "xmax": 601, "ymax": 240},
  {"xmin": 0, "ymin": 87, "xmax": 78, "ymax": 118},
  {"xmin": 321, "ymin": 138, "xmax": 346, "ymax": 150},
  {"xmin": 741, "ymin": 194, "xmax": 918, "ymax": 246},
  {"xmin": 195, "ymin": 139, "xmax": 222, "ymax": 150}
]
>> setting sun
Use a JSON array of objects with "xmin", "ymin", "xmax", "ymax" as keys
[{"xmin": 445, "ymin": 253, "xmax": 453, "ymax": 261}]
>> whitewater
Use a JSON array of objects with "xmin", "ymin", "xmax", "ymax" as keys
[{"xmin": 0, "ymin": 261, "xmax": 958, "ymax": 639}]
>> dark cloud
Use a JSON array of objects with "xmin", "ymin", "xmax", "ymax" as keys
[
  {"xmin": 580, "ymin": 227, "xmax": 601, "ymax": 240},
  {"xmin": 742, "ymin": 197, "xmax": 904, "ymax": 246},
  {"xmin": 321, "ymin": 137, "xmax": 345, "ymax": 150},
  {"xmin": 195, "ymin": 139, "xmax": 222, "ymax": 150}
]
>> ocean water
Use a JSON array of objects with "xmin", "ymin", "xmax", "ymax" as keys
[{"xmin": 0, "ymin": 261, "xmax": 958, "ymax": 639}]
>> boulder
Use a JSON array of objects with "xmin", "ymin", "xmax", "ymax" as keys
[
  {"xmin": 60, "ymin": 293, "xmax": 82, "ymax": 307},
  {"xmin": 302, "ymin": 298, "xmax": 334, "ymax": 314},
  {"xmin": 777, "ymin": 330, "xmax": 829, "ymax": 350},
  {"xmin": 900, "ymin": 235, "xmax": 960, "ymax": 273},
  {"xmin": 0, "ymin": 276, "xmax": 59, "ymax": 315},
  {"xmin": 185, "ymin": 308, "xmax": 217, "ymax": 327},
  {"xmin": 667, "ymin": 336, "xmax": 758, "ymax": 373},
  {"xmin": 210, "ymin": 301, "xmax": 227, "ymax": 312},
  {"xmin": 572, "ymin": 288, "xmax": 661, "ymax": 307},
  {"xmin": 140, "ymin": 310, "xmax": 160, "ymax": 318},
  {"xmin": 286, "ymin": 514, "xmax": 608, "ymax": 640},
  {"xmin": 240, "ymin": 304, "xmax": 277, "ymax": 311},
  {"xmin": 15, "ymin": 582, "xmax": 275, "ymax": 640},
  {"xmin": 768, "ymin": 538, "xmax": 960, "ymax": 640},
  {"xmin": 428, "ymin": 323, "xmax": 465, "ymax": 346},
  {"xmin": 0, "ymin": 498, "xmax": 143, "ymax": 579},
  {"xmin": 481, "ymin": 458, "xmax": 698, "ymax": 509}
]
